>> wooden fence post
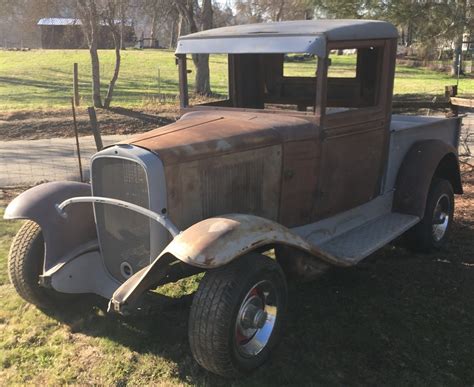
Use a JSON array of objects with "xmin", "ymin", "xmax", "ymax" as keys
[
  {"xmin": 445, "ymin": 85, "xmax": 458, "ymax": 117},
  {"xmin": 71, "ymin": 98, "xmax": 84, "ymax": 182},
  {"xmin": 88, "ymin": 107, "xmax": 103, "ymax": 151},
  {"xmin": 73, "ymin": 63, "xmax": 80, "ymax": 106}
]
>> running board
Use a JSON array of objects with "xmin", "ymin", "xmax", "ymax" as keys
[{"xmin": 318, "ymin": 212, "xmax": 419, "ymax": 265}]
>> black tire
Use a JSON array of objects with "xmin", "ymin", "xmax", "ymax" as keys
[
  {"xmin": 405, "ymin": 178, "xmax": 454, "ymax": 252},
  {"xmin": 188, "ymin": 253, "xmax": 287, "ymax": 378},
  {"xmin": 8, "ymin": 220, "xmax": 66, "ymax": 308}
]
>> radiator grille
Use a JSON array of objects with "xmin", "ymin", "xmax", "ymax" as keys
[
  {"xmin": 92, "ymin": 157, "xmax": 150, "ymax": 281},
  {"xmin": 201, "ymin": 159, "xmax": 264, "ymax": 217}
]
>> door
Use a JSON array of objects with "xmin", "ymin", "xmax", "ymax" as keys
[{"xmin": 313, "ymin": 39, "xmax": 396, "ymax": 219}]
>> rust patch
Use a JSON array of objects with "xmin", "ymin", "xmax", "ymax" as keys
[{"xmin": 120, "ymin": 110, "xmax": 317, "ymax": 166}]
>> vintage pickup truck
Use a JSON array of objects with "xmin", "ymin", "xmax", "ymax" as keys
[{"xmin": 5, "ymin": 20, "xmax": 463, "ymax": 377}]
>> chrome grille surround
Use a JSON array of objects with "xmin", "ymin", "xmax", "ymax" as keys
[{"xmin": 91, "ymin": 144, "xmax": 169, "ymax": 282}]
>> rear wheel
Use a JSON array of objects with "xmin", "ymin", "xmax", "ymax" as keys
[
  {"xmin": 405, "ymin": 178, "xmax": 454, "ymax": 252},
  {"xmin": 8, "ymin": 220, "xmax": 69, "ymax": 309},
  {"xmin": 188, "ymin": 253, "xmax": 287, "ymax": 378}
]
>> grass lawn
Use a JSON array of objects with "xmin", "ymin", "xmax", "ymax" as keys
[
  {"xmin": 1, "ymin": 171, "xmax": 474, "ymax": 384},
  {"xmin": 0, "ymin": 49, "xmax": 472, "ymax": 111}
]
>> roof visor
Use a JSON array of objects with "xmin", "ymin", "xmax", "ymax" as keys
[
  {"xmin": 175, "ymin": 35, "xmax": 327, "ymax": 57},
  {"xmin": 175, "ymin": 20, "xmax": 398, "ymax": 57}
]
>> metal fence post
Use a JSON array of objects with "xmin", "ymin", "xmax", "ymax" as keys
[{"xmin": 73, "ymin": 63, "xmax": 80, "ymax": 106}]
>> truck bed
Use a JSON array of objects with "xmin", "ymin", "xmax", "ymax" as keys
[
  {"xmin": 383, "ymin": 114, "xmax": 462, "ymax": 194},
  {"xmin": 391, "ymin": 114, "xmax": 453, "ymax": 132}
]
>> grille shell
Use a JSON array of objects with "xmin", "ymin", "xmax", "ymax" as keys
[
  {"xmin": 91, "ymin": 145, "xmax": 169, "ymax": 283},
  {"xmin": 92, "ymin": 157, "xmax": 151, "ymax": 281}
]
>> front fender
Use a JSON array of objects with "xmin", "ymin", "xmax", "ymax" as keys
[
  {"xmin": 109, "ymin": 214, "xmax": 338, "ymax": 314},
  {"xmin": 160, "ymin": 214, "xmax": 338, "ymax": 268},
  {"xmin": 4, "ymin": 181, "xmax": 97, "ymax": 270}
]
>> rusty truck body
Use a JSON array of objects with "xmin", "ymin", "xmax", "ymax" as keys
[{"xmin": 5, "ymin": 20, "xmax": 463, "ymax": 377}]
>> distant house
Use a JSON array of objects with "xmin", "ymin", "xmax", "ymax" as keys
[{"xmin": 37, "ymin": 18, "xmax": 135, "ymax": 49}]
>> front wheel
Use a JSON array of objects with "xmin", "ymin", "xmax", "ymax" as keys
[
  {"xmin": 8, "ymin": 220, "xmax": 72, "ymax": 309},
  {"xmin": 405, "ymin": 178, "xmax": 454, "ymax": 252},
  {"xmin": 188, "ymin": 253, "xmax": 287, "ymax": 378}
]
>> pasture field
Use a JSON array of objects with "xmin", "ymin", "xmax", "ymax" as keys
[
  {"xmin": 0, "ymin": 49, "xmax": 472, "ymax": 111},
  {"xmin": 1, "ymin": 170, "xmax": 474, "ymax": 385}
]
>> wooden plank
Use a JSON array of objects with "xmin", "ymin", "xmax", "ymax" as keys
[
  {"xmin": 177, "ymin": 54, "xmax": 189, "ymax": 109},
  {"xmin": 451, "ymin": 97, "xmax": 474, "ymax": 109},
  {"xmin": 314, "ymin": 56, "xmax": 328, "ymax": 126}
]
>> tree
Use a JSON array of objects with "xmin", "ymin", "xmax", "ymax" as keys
[
  {"xmin": 75, "ymin": 0, "xmax": 129, "ymax": 108},
  {"xmin": 234, "ymin": 0, "xmax": 314, "ymax": 23},
  {"xmin": 311, "ymin": 0, "xmax": 473, "ymax": 76},
  {"xmin": 102, "ymin": 0, "xmax": 129, "ymax": 108},
  {"xmin": 76, "ymin": 0, "xmax": 102, "ymax": 107},
  {"xmin": 381, "ymin": 0, "xmax": 472, "ymax": 75},
  {"xmin": 137, "ymin": 0, "xmax": 176, "ymax": 46},
  {"xmin": 175, "ymin": 0, "xmax": 213, "ymax": 95}
]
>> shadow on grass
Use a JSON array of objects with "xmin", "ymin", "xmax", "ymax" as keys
[{"xmin": 39, "ymin": 221, "xmax": 474, "ymax": 386}]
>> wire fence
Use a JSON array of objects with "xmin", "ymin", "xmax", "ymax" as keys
[
  {"xmin": 460, "ymin": 108, "xmax": 474, "ymax": 159},
  {"xmin": 0, "ymin": 135, "xmax": 127, "ymax": 187}
]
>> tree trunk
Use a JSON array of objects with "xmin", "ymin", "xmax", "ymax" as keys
[
  {"xmin": 169, "ymin": 17, "xmax": 177, "ymax": 48},
  {"xmin": 150, "ymin": 8, "xmax": 158, "ymax": 42},
  {"xmin": 175, "ymin": 0, "xmax": 212, "ymax": 95},
  {"xmin": 275, "ymin": 0, "xmax": 285, "ymax": 21},
  {"xmin": 193, "ymin": 0, "xmax": 212, "ymax": 96},
  {"xmin": 406, "ymin": 21, "xmax": 413, "ymax": 47},
  {"xmin": 104, "ymin": 32, "xmax": 121, "ymax": 108},
  {"xmin": 90, "ymin": 44, "xmax": 102, "ymax": 107},
  {"xmin": 451, "ymin": 0, "xmax": 467, "ymax": 76},
  {"xmin": 89, "ymin": 19, "xmax": 102, "ymax": 108},
  {"xmin": 177, "ymin": 13, "xmax": 185, "ymax": 37},
  {"xmin": 193, "ymin": 54, "xmax": 211, "ymax": 95},
  {"xmin": 452, "ymin": 37, "xmax": 463, "ymax": 76},
  {"xmin": 77, "ymin": 0, "xmax": 102, "ymax": 108}
]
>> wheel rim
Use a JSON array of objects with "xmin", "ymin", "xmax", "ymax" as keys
[
  {"xmin": 235, "ymin": 280, "xmax": 279, "ymax": 358},
  {"xmin": 432, "ymin": 193, "xmax": 450, "ymax": 242}
]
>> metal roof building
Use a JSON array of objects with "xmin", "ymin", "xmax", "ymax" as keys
[{"xmin": 37, "ymin": 18, "xmax": 135, "ymax": 49}]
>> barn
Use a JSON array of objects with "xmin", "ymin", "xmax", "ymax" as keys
[{"xmin": 37, "ymin": 18, "xmax": 135, "ymax": 49}]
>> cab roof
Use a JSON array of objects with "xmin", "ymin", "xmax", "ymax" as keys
[{"xmin": 175, "ymin": 19, "xmax": 398, "ymax": 57}]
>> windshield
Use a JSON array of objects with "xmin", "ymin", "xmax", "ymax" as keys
[{"xmin": 180, "ymin": 53, "xmax": 319, "ymax": 114}]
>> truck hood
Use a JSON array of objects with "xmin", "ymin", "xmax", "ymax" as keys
[{"xmin": 120, "ymin": 110, "xmax": 317, "ymax": 165}]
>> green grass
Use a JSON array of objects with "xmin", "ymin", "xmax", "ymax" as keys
[
  {"xmin": 1, "ymin": 196, "xmax": 474, "ymax": 384},
  {"xmin": 1, "ymin": 50, "xmax": 472, "ymax": 110},
  {"xmin": 0, "ymin": 208, "xmax": 20, "ymax": 285}
]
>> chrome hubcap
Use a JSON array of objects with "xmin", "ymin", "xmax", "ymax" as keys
[
  {"xmin": 432, "ymin": 194, "xmax": 450, "ymax": 242},
  {"xmin": 235, "ymin": 280, "xmax": 279, "ymax": 357}
]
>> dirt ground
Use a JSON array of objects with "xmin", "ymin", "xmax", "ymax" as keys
[{"xmin": 0, "ymin": 106, "xmax": 178, "ymax": 141}]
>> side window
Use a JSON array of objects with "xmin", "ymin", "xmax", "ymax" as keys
[
  {"xmin": 265, "ymin": 53, "xmax": 318, "ymax": 112},
  {"xmin": 187, "ymin": 54, "xmax": 231, "ymax": 108},
  {"xmin": 326, "ymin": 46, "xmax": 384, "ymax": 114}
]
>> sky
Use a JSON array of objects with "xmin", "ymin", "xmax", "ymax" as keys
[{"xmin": 215, "ymin": 0, "xmax": 235, "ymax": 9}]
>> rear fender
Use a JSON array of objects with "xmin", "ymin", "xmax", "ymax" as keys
[
  {"xmin": 4, "ymin": 181, "xmax": 97, "ymax": 270},
  {"xmin": 393, "ymin": 140, "xmax": 462, "ymax": 217},
  {"xmin": 109, "ymin": 214, "xmax": 339, "ymax": 314}
]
